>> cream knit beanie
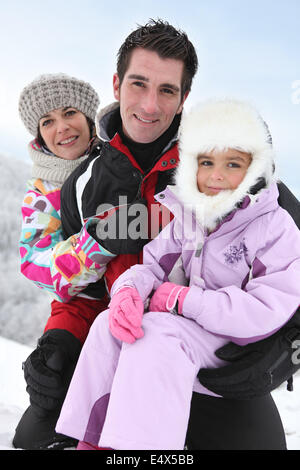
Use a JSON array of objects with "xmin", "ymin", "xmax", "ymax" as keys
[{"xmin": 19, "ymin": 73, "xmax": 100, "ymax": 136}]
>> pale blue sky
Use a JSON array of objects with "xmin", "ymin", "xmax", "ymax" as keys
[{"xmin": 0, "ymin": 0, "xmax": 299, "ymax": 195}]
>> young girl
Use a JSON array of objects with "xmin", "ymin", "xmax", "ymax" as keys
[
  {"xmin": 14, "ymin": 74, "xmax": 115, "ymax": 450},
  {"xmin": 55, "ymin": 99, "xmax": 300, "ymax": 450}
]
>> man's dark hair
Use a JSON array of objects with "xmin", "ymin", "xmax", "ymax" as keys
[{"xmin": 117, "ymin": 18, "xmax": 198, "ymax": 100}]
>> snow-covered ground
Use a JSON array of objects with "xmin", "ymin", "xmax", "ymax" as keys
[
  {"xmin": 0, "ymin": 335, "xmax": 299, "ymax": 450},
  {"xmin": 0, "ymin": 337, "xmax": 32, "ymax": 450}
]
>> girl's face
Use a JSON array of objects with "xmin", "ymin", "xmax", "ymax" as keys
[
  {"xmin": 39, "ymin": 107, "xmax": 91, "ymax": 160},
  {"xmin": 197, "ymin": 148, "xmax": 252, "ymax": 196}
]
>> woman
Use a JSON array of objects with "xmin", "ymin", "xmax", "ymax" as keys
[{"xmin": 14, "ymin": 73, "xmax": 114, "ymax": 450}]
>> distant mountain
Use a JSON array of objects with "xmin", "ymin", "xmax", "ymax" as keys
[{"xmin": 0, "ymin": 154, "xmax": 50, "ymax": 346}]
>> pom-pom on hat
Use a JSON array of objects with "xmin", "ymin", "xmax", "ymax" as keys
[{"xmin": 19, "ymin": 73, "xmax": 100, "ymax": 136}]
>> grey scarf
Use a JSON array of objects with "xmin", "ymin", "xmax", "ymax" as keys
[{"xmin": 28, "ymin": 142, "xmax": 89, "ymax": 188}]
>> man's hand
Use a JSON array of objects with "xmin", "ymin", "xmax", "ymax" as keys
[
  {"xmin": 88, "ymin": 199, "xmax": 149, "ymax": 255},
  {"xmin": 197, "ymin": 308, "xmax": 300, "ymax": 399}
]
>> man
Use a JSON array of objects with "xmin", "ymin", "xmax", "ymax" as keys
[
  {"xmin": 60, "ymin": 23, "xmax": 196, "ymax": 293},
  {"xmin": 15, "ymin": 19, "xmax": 299, "ymax": 450}
]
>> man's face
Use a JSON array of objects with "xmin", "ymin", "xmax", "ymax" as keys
[{"xmin": 113, "ymin": 48, "xmax": 188, "ymax": 144}]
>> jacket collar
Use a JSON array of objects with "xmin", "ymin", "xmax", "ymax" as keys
[
  {"xmin": 95, "ymin": 102, "xmax": 179, "ymax": 156},
  {"xmin": 155, "ymin": 182, "xmax": 279, "ymax": 235}
]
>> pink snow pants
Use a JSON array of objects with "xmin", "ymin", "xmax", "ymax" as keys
[{"xmin": 56, "ymin": 309, "xmax": 227, "ymax": 450}]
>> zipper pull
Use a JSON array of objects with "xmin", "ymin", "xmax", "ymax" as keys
[
  {"xmin": 267, "ymin": 350, "xmax": 289, "ymax": 385},
  {"xmin": 287, "ymin": 376, "xmax": 294, "ymax": 392},
  {"xmin": 195, "ymin": 242, "xmax": 203, "ymax": 258}
]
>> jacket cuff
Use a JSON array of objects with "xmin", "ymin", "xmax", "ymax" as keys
[{"xmin": 181, "ymin": 286, "xmax": 204, "ymax": 320}]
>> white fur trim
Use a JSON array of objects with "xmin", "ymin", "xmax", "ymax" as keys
[{"xmin": 175, "ymin": 99, "xmax": 276, "ymax": 230}]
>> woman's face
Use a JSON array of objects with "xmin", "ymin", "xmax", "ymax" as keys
[{"xmin": 39, "ymin": 107, "xmax": 91, "ymax": 160}]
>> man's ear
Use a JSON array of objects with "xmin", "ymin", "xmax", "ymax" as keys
[
  {"xmin": 113, "ymin": 74, "xmax": 120, "ymax": 101},
  {"xmin": 177, "ymin": 90, "xmax": 190, "ymax": 114}
]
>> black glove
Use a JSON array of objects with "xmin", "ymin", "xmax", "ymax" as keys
[
  {"xmin": 88, "ymin": 199, "xmax": 149, "ymax": 255},
  {"xmin": 23, "ymin": 329, "xmax": 81, "ymax": 415},
  {"xmin": 197, "ymin": 308, "xmax": 300, "ymax": 400}
]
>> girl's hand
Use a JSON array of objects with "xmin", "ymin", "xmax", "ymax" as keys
[
  {"xmin": 109, "ymin": 287, "xmax": 144, "ymax": 343},
  {"xmin": 149, "ymin": 282, "xmax": 190, "ymax": 315}
]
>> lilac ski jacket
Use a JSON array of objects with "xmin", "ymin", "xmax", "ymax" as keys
[{"xmin": 111, "ymin": 183, "xmax": 300, "ymax": 346}]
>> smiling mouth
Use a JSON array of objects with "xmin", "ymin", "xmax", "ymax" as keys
[
  {"xmin": 207, "ymin": 187, "xmax": 225, "ymax": 192},
  {"xmin": 58, "ymin": 136, "xmax": 78, "ymax": 145},
  {"xmin": 134, "ymin": 114, "xmax": 158, "ymax": 124}
]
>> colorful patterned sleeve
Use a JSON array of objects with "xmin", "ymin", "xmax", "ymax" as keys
[
  {"xmin": 50, "ymin": 217, "xmax": 116, "ymax": 301},
  {"xmin": 19, "ymin": 178, "xmax": 116, "ymax": 302}
]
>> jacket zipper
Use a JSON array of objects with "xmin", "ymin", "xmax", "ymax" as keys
[{"xmin": 132, "ymin": 170, "xmax": 143, "ymax": 200}]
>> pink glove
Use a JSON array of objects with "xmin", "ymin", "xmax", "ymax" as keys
[
  {"xmin": 109, "ymin": 287, "xmax": 144, "ymax": 343},
  {"xmin": 149, "ymin": 282, "xmax": 189, "ymax": 315}
]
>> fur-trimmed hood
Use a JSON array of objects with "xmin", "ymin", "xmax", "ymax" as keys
[{"xmin": 174, "ymin": 99, "xmax": 276, "ymax": 231}]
